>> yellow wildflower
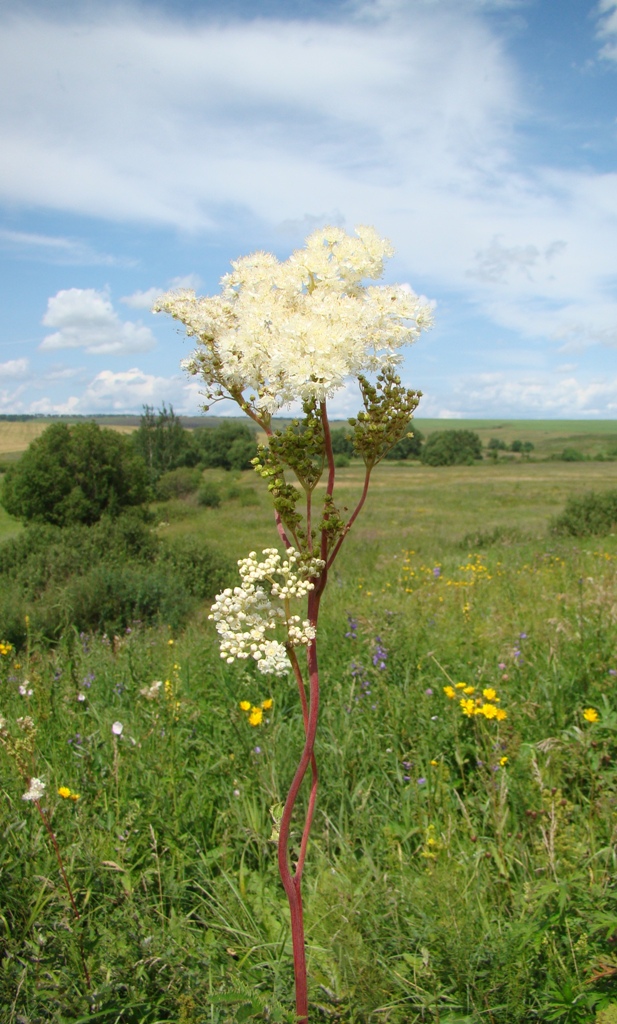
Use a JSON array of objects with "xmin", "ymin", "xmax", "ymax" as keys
[
  {"xmin": 495, "ymin": 708, "xmax": 507, "ymax": 721},
  {"xmin": 248, "ymin": 707, "xmax": 263, "ymax": 727},
  {"xmin": 167, "ymin": 639, "xmax": 174, "ymax": 646},
  {"xmin": 455, "ymin": 682, "xmax": 466, "ymax": 689},
  {"xmin": 430, "ymin": 759, "xmax": 439, "ymax": 767},
  {"xmin": 460, "ymin": 698, "xmax": 476, "ymax": 717},
  {"xmin": 239, "ymin": 700, "xmax": 251, "ymax": 711},
  {"xmin": 463, "ymin": 686, "xmax": 475, "ymax": 695},
  {"xmin": 499, "ymin": 756, "xmax": 508, "ymax": 767},
  {"xmin": 69, "ymin": 793, "xmax": 80, "ymax": 801},
  {"xmin": 58, "ymin": 786, "xmax": 71, "ymax": 799},
  {"xmin": 483, "ymin": 688, "xmax": 497, "ymax": 701},
  {"xmin": 443, "ymin": 686, "xmax": 456, "ymax": 699},
  {"xmin": 583, "ymin": 707, "xmax": 598, "ymax": 723},
  {"xmin": 262, "ymin": 698, "xmax": 273, "ymax": 710},
  {"xmin": 479, "ymin": 703, "xmax": 498, "ymax": 719}
]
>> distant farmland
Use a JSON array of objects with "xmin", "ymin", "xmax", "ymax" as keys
[{"xmin": 0, "ymin": 414, "xmax": 616, "ymax": 460}]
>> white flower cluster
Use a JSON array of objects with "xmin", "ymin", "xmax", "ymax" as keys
[
  {"xmin": 22, "ymin": 777, "xmax": 46, "ymax": 802},
  {"xmin": 209, "ymin": 548, "xmax": 324, "ymax": 676},
  {"xmin": 154, "ymin": 225, "xmax": 433, "ymax": 415}
]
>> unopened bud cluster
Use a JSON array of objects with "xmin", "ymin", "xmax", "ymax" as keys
[{"xmin": 209, "ymin": 548, "xmax": 324, "ymax": 675}]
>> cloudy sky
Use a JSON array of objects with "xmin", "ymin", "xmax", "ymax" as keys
[{"xmin": 1, "ymin": 0, "xmax": 616, "ymax": 419}]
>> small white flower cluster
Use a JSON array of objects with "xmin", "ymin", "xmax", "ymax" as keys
[
  {"xmin": 22, "ymin": 777, "xmax": 45, "ymax": 802},
  {"xmin": 140, "ymin": 680, "xmax": 163, "ymax": 700},
  {"xmin": 154, "ymin": 225, "xmax": 433, "ymax": 416},
  {"xmin": 209, "ymin": 548, "xmax": 324, "ymax": 676}
]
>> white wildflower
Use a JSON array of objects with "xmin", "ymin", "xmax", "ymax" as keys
[
  {"xmin": 18, "ymin": 682, "xmax": 33, "ymax": 697},
  {"xmin": 140, "ymin": 680, "xmax": 163, "ymax": 700},
  {"xmin": 111, "ymin": 721, "xmax": 123, "ymax": 736},
  {"xmin": 22, "ymin": 777, "xmax": 45, "ymax": 802},
  {"xmin": 154, "ymin": 226, "xmax": 433, "ymax": 416},
  {"xmin": 209, "ymin": 548, "xmax": 324, "ymax": 676}
]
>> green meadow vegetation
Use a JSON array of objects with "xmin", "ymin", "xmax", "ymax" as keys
[{"xmin": 2, "ymin": 421, "xmax": 617, "ymax": 1022}]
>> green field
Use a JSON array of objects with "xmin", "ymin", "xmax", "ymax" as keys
[{"xmin": 2, "ymin": 442, "xmax": 617, "ymax": 1022}]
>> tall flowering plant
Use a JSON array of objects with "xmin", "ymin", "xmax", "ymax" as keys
[{"xmin": 154, "ymin": 225, "xmax": 432, "ymax": 1021}]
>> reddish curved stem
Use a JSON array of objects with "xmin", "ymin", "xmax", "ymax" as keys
[
  {"xmin": 278, "ymin": 591, "xmax": 321, "ymax": 1023},
  {"xmin": 287, "ymin": 648, "xmax": 318, "ymax": 885}
]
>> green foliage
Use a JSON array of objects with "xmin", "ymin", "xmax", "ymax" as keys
[
  {"xmin": 511, "ymin": 438, "xmax": 535, "ymax": 453},
  {"xmin": 488, "ymin": 437, "xmax": 508, "ymax": 450},
  {"xmin": 551, "ymin": 489, "xmax": 617, "ymax": 537},
  {"xmin": 384, "ymin": 424, "xmax": 424, "ymax": 460},
  {"xmin": 2, "ymin": 532, "xmax": 617, "ymax": 1020},
  {"xmin": 3, "ymin": 459, "xmax": 617, "ymax": 1020},
  {"xmin": 155, "ymin": 466, "xmax": 202, "ymax": 500},
  {"xmin": 557, "ymin": 447, "xmax": 586, "ymax": 462},
  {"xmin": 0, "ymin": 513, "xmax": 232, "ymax": 643},
  {"xmin": 421, "ymin": 429, "xmax": 483, "ymax": 466},
  {"xmin": 350, "ymin": 369, "xmax": 421, "ymax": 468},
  {"xmin": 194, "ymin": 421, "xmax": 258, "ymax": 471},
  {"xmin": 131, "ymin": 404, "xmax": 198, "ymax": 484},
  {"xmin": 197, "ymin": 480, "xmax": 222, "ymax": 507},
  {"xmin": 1, "ymin": 421, "xmax": 149, "ymax": 526},
  {"xmin": 330, "ymin": 427, "xmax": 355, "ymax": 458}
]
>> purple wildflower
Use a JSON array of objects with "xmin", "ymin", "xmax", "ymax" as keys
[{"xmin": 345, "ymin": 616, "xmax": 358, "ymax": 639}]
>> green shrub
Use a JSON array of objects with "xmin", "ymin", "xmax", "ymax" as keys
[
  {"xmin": 0, "ymin": 512, "xmax": 232, "ymax": 644},
  {"xmin": 330, "ymin": 428, "xmax": 354, "ymax": 458},
  {"xmin": 421, "ymin": 429, "xmax": 482, "ymax": 466},
  {"xmin": 239, "ymin": 488, "xmax": 259, "ymax": 506},
  {"xmin": 384, "ymin": 424, "xmax": 424, "ymax": 460},
  {"xmin": 551, "ymin": 489, "xmax": 617, "ymax": 536},
  {"xmin": 1, "ymin": 421, "xmax": 148, "ymax": 525},
  {"xmin": 334, "ymin": 454, "xmax": 350, "ymax": 468},
  {"xmin": 197, "ymin": 481, "xmax": 222, "ymax": 507},
  {"xmin": 487, "ymin": 437, "xmax": 508, "ymax": 451},
  {"xmin": 559, "ymin": 447, "xmax": 585, "ymax": 462},
  {"xmin": 194, "ymin": 421, "xmax": 258, "ymax": 470},
  {"xmin": 131, "ymin": 403, "xmax": 198, "ymax": 483},
  {"xmin": 33, "ymin": 562, "xmax": 193, "ymax": 637},
  {"xmin": 157, "ymin": 535, "xmax": 233, "ymax": 600},
  {"xmin": 155, "ymin": 467, "xmax": 202, "ymax": 500}
]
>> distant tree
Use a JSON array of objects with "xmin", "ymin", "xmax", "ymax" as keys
[
  {"xmin": 131, "ymin": 404, "xmax": 198, "ymax": 483},
  {"xmin": 1, "ymin": 421, "xmax": 149, "ymax": 526},
  {"xmin": 384, "ymin": 425, "xmax": 424, "ymax": 460},
  {"xmin": 488, "ymin": 438, "xmax": 508, "ymax": 451},
  {"xmin": 193, "ymin": 421, "xmax": 258, "ymax": 471},
  {"xmin": 330, "ymin": 428, "xmax": 355, "ymax": 458},
  {"xmin": 421, "ymin": 430, "xmax": 483, "ymax": 467}
]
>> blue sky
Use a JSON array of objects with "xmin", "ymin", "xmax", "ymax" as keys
[{"xmin": 1, "ymin": 0, "xmax": 617, "ymax": 418}]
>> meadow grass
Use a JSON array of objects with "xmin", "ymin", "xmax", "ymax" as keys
[{"xmin": 2, "ymin": 461, "xmax": 617, "ymax": 1021}]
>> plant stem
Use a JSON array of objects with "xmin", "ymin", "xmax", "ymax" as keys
[
  {"xmin": 35, "ymin": 800, "xmax": 91, "ymax": 989},
  {"xmin": 278, "ymin": 589, "xmax": 322, "ymax": 1023}
]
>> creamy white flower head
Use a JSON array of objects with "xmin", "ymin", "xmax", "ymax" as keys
[
  {"xmin": 154, "ymin": 226, "xmax": 433, "ymax": 416},
  {"xmin": 209, "ymin": 547, "xmax": 324, "ymax": 676},
  {"xmin": 22, "ymin": 777, "xmax": 45, "ymax": 802},
  {"xmin": 111, "ymin": 721, "xmax": 123, "ymax": 736}
]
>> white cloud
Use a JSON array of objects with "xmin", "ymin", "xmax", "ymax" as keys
[
  {"xmin": 434, "ymin": 371, "xmax": 617, "ymax": 417},
  {"xmin": 0, "ymin": 228, "xmax": 131, "ymax": 265},
  {"xmin": 0, "ymin": 4, "xmax": 616, "ymax": 417},
  {"xmin": 597, "ymin": 0, "xmax": 617, "ymax": 61},
  {"xmin": 120, "ymin": 287, "xmax": 164, "ymax": 310},
  {"xmin": 40, "ymin": 288, "xmax": 156, "ymax": 355},
  {"xmin": 0, "ymin": 357, "xmax": 29, "ymax": 378},
  {"xmin": 121, "ymin": 274, "xmax": 202, "ymax": 309}
]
